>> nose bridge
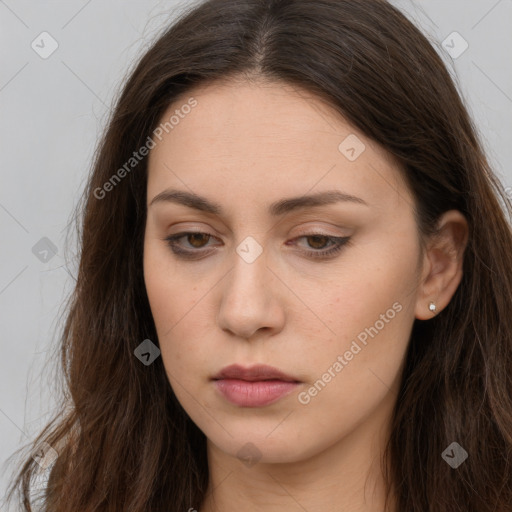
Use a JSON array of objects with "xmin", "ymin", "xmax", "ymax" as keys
[
  {"xmin": 226, "ymin": 236, "xmax": 270, "ymax": 305},
  {"xmin": 217, "ymin": 236, "xmax": 284, "ymax": 337}
]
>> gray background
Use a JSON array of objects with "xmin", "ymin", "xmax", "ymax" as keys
[{"xmin": 1, "ymin": 0, "xmax": 511, "ymax": 507}]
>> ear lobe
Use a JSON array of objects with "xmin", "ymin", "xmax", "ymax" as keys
[{"xmin": 414, "ymin": 210, "xmax": 469, "ymax": 320}]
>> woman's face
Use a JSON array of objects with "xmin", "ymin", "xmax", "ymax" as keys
[{"xmin": 144, "ymin": 79, "xmax": 424, "ymax": 464}]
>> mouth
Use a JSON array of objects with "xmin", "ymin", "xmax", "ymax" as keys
[
  {"xmin": 211, "ymin": 364, "xmax": 302, "ymax": 407},
  {"xmin": 212, "ymin": 363, "xmax": 300, "ymax": 382}
]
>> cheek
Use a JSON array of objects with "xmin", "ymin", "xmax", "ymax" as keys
[
  {"xmin": 296, "ymin": 286, "xmax": 413, "ymax": 440},
  {"xmin": 143, "ymin": 241, "xmax": 212, "ymax": 378},
  {"xmin": 144, "ymin": 243, "xmax": 183, "ymax": 348},
  {"xmin": 304, "ymin": 239, "xmax": 418, "ymax": 372},
  {"xmin": 339, "ymin": 234, "xmax": 418, "ymax": 321},
  {"xmin": 144, "ymin": 237, "xmax": 198, "ymax": 326},
  {"xmin": 144, "ymin": 245, "xmax": 176, "ymax": 327}
]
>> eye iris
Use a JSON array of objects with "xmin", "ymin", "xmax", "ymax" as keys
[
  {"xmin": 188, "ymin": 233, "xmax": 210, "ymax": 248},
  {"xmin": 307, "ymin": 235, "xmax": 329, "ymax": 249}
]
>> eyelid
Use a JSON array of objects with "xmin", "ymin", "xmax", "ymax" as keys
[{"xmin": 292, "ymin": 224, "xmax": 351, "ymax": 237}]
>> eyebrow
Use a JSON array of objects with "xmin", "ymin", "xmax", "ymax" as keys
[{"xmin": 149, "ymin": 188, "xmax": 369, "ymax": 216}]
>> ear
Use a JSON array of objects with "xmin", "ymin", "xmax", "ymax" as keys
[{"xmin": 414, "ymin": 210, "xmax": 469, "ymax": 320}]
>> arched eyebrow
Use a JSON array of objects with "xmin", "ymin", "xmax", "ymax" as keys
[{"xmin": 148, "ymin": 189, "xmax": 369, "ymax": 216}]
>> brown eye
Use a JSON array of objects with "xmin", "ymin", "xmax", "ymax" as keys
[
  {"xmin": 164, "ymin": 231, "xmax": 218, "ymax": 258},
  {"xmin": 187, "ymin": 233, "xmax": 211, "ymax": 248},
  {"xmin": 290, "ymin": 234, "xmax": 352, "ymax": 260},
  {"xmin": 305, "ymin": 235, "xmax": 331, "ymax": 250}
]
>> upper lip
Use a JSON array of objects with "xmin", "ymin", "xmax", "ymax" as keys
[{"xmin": 212, "ymin": 364, "xmax": 300, "ymax": 382}]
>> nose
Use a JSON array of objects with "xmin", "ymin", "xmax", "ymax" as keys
[{"xmin": 216, "ymin": 245, "xmax": 286, "ymax": 340}]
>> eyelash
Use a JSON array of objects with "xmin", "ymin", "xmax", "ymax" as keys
[{"xmin": 163, "ymin": 231, "xmax": 352, "ymax": 260}]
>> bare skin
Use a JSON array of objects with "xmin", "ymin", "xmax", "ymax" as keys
[{"xmin": 143, "ymin": 77, "xmax": 468, "ymax": 512}]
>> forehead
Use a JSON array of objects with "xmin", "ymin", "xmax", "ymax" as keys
[
  {"xmin": 154, "ymin": 79, "xmax": 360, "ymax": 158},
  {"xmin": 146, "ymin": 79, "xmax": 413, "ymax": 219}
]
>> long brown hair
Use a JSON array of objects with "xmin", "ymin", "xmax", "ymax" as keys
[{"xmin": 4, "ymin": 0, "xmax": 512, "ymax": 510}]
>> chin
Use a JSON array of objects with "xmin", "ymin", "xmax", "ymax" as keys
[{"xmin": 207, "ymin": 428, "xmax": 315, "ymax": 465}]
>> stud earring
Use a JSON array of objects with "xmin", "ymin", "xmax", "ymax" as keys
[{"xmin": 428, "ymin": 301, "xmax": 437, "ymax": 314}]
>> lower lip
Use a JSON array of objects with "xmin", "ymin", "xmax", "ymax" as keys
[{"xmin": 213, "ymin": 379, "xmax": 300, "ymax": 407}]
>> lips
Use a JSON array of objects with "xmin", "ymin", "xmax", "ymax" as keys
[
  {"xmin": 212, "ymin": 364, "xmax": 300, "ymax": 383},
  {"xmin": 212, "ymin": 364, "xmax": 301, "ymax": 407}
]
